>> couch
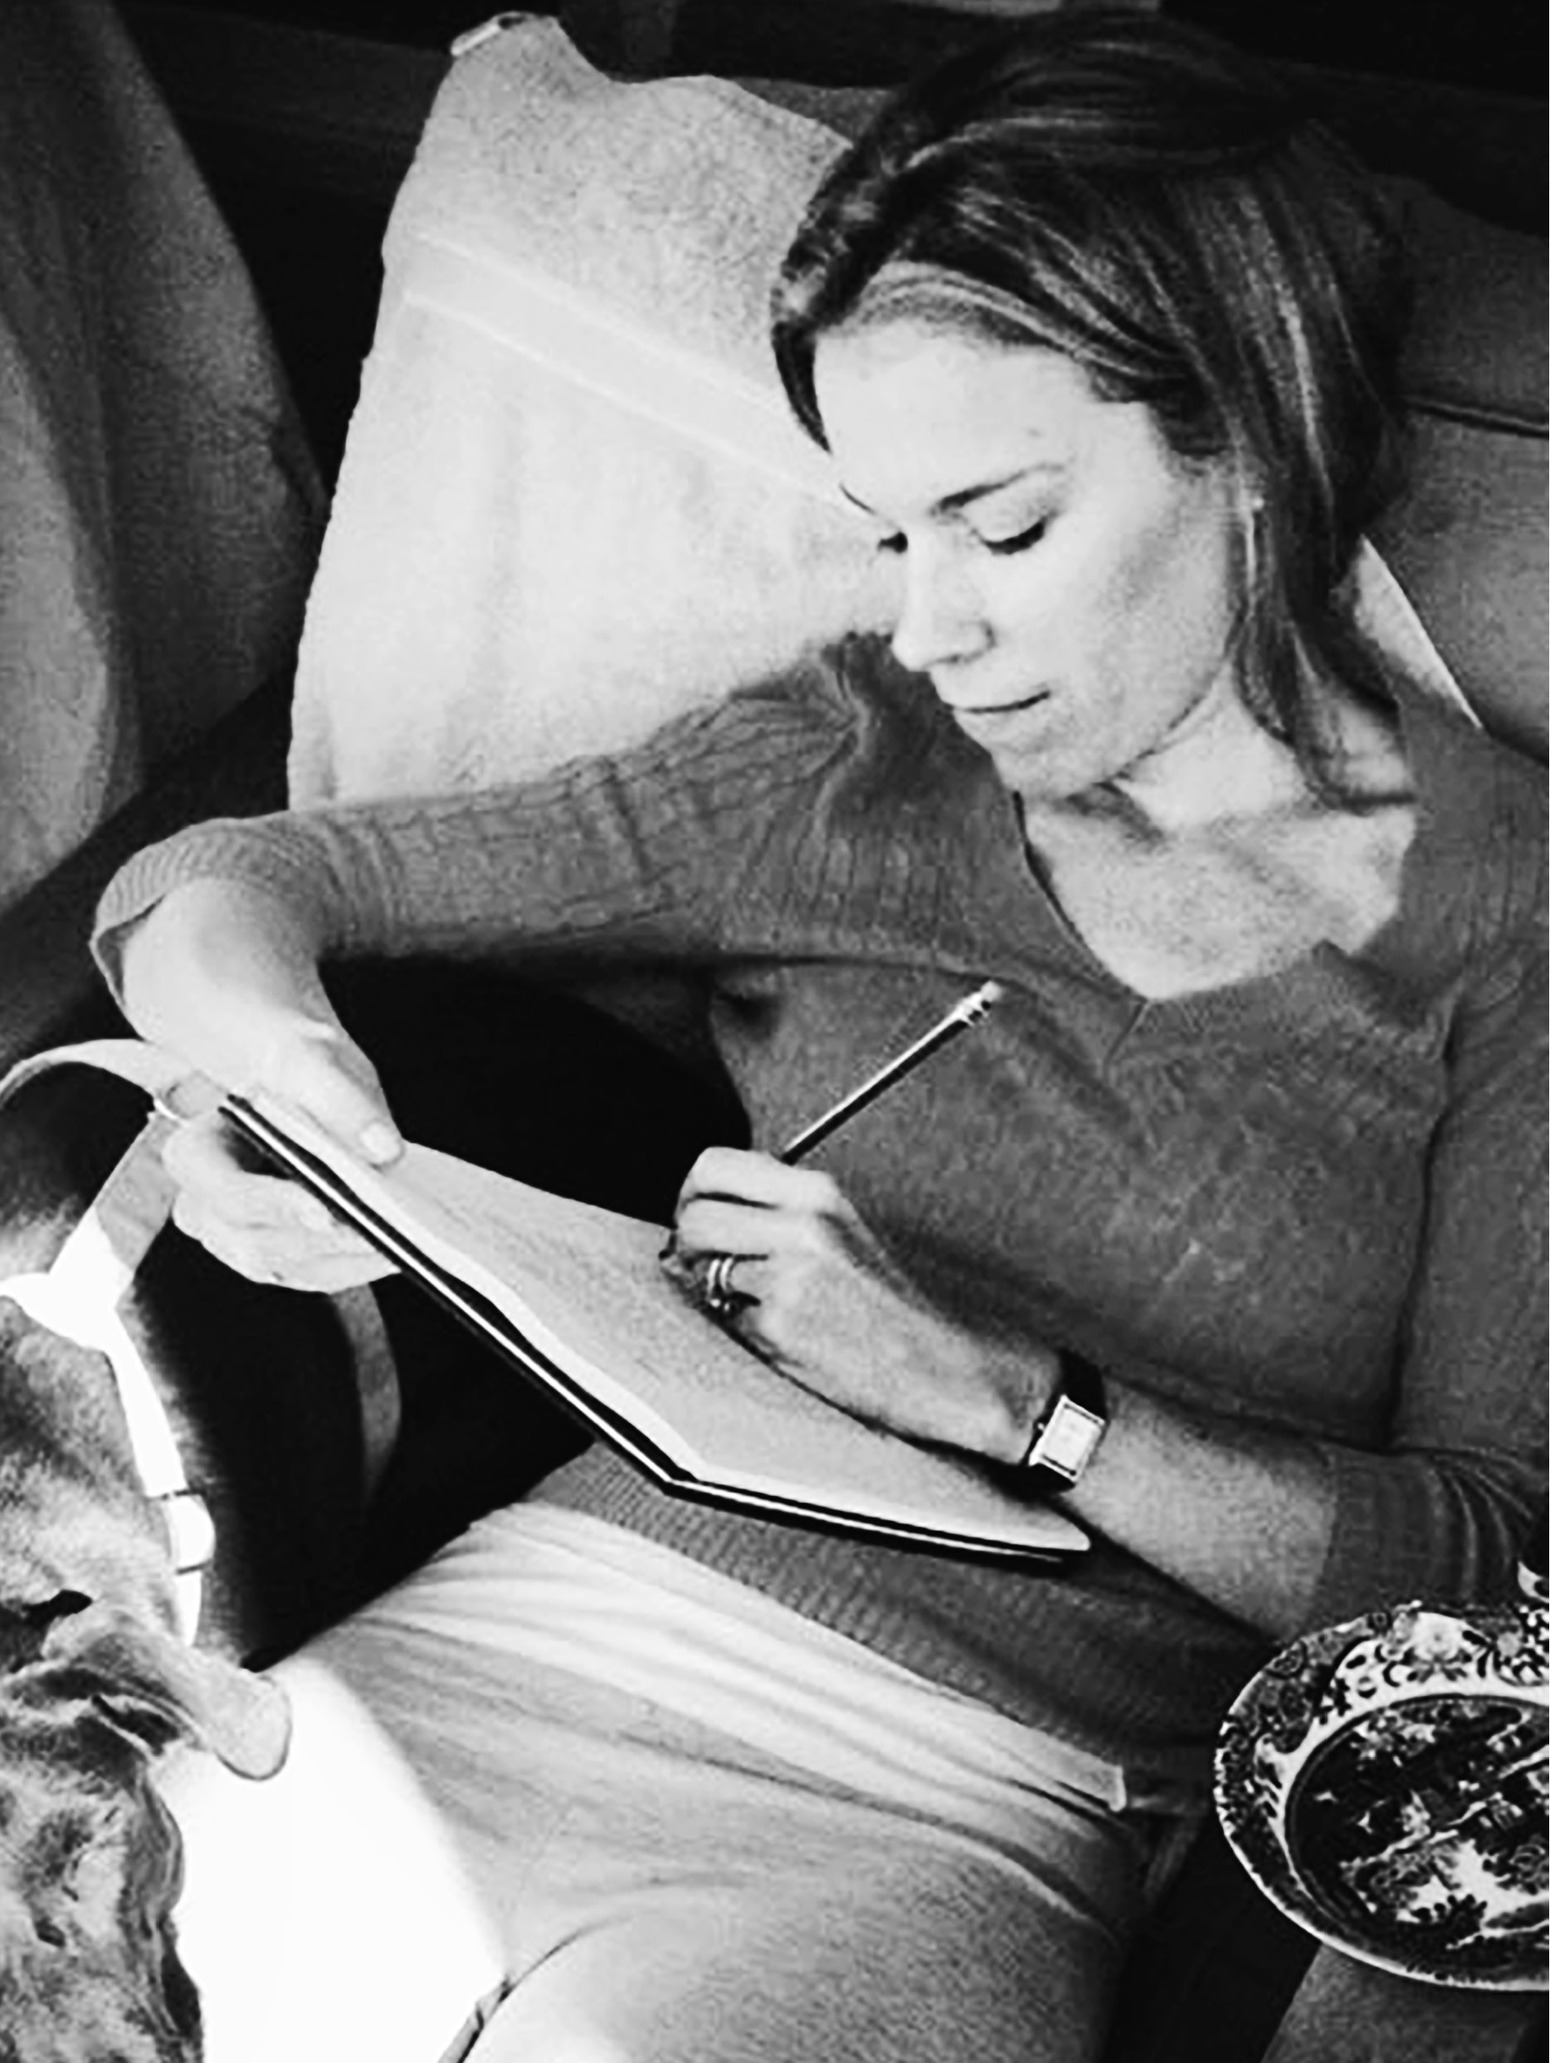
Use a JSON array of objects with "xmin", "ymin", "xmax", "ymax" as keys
[{"xmin": 0, "ymin": 5, "xmax": 1543, "ymax": 2058}]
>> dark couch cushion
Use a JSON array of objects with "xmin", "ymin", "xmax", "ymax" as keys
[{"xmin": 1374, "ymin": 415, "xmax": 1546, "ymax": 758}]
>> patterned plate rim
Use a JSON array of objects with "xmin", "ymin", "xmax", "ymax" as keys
[{"xmin": 1213, "ymin": 1599, "xmax": 1549, "ymax": 1992}]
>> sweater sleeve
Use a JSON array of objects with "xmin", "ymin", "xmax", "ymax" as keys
[
  {"xmin": 91, "ymin": 659, "xmax": 856, "ymax": 1001},
  {"xmin": 1303, "ymin": 782, "xmax": 1548, "ymax": 1628}
]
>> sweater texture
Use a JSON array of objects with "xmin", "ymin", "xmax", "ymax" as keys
[{"xmin": 94, "ymin": 641, "xmax": 1547, "ymax": 1784}]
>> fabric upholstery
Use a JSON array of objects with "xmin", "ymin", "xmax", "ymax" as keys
[{"xmin": 0, "ymin": 0, "xmax": 323, "ymax": 910}]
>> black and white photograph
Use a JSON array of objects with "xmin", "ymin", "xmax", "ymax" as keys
[{"xmin": 0, "ymin": 3, "xmax": 1544, "ymax": 2059}]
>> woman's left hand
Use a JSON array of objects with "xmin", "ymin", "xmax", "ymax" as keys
[{"xmin": 668, "ymin": 1146, "xmax": 1051, "ymax": 1461}]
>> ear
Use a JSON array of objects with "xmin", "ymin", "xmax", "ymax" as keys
[{"xmin": 41, "ymin": 1602, "xmax": 291, "ymax": 1779}]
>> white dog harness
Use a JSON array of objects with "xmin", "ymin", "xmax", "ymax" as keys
[{"xmin": 0, "ymin": 1043, "xmax": 215, "ymax": 1640}]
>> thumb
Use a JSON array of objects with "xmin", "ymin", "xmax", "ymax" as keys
[{"xmin": 260, "ymin": 1017, "xmax": 404, "ymax": 1167}]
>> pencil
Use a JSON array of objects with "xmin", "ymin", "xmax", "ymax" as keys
[{"xmin": 779, "ymin": 980, "xmax": 1006, "ymax": 1164}]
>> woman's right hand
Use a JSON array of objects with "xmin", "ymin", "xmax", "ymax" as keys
[{"xmin": 117, "ymin": 878, "xmax": 404, "ymax": 1292}]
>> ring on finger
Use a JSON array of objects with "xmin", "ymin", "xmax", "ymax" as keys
[{"xmin": 702, "ymin": 1252, "xmax": 743, "ymax": 1318}]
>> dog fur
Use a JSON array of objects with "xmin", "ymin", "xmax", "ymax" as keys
[{"xmin": 0, "ymin": 1289, "xmax": 290, "ymax": 2063}]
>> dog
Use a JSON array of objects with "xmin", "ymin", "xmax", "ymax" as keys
[
  {"xmin": 0, "ymin": 1105, "xmax": 292, "ymax": 2063},
  {"xmin": 0, "ymin": 972, "xmax": 740, "ymax": 2060}
]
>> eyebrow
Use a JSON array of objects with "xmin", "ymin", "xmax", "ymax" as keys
[{"xmin": 839, "ymin": 461, "xmax": 1067, "ymax": 521}]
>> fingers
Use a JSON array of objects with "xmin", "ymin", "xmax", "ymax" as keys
[
  {"xmin": 667, "ymin": 1148, "xmax": 860, "ymax": 1344},
  {"xmin": 674, "ymin": 1147, "xmax": 846, "ymax": 1235},
  {"xmin": 257, "ymin": 1017, "xmax": 403, "ymax": 1166},
  {"xmin": 673, "ymin": 1196, "xmax": 777, "ymax": 1262},
  {"xmin": 160, "ymin": 1016, "xmax": 403, "ymax": 1288},
  {"xmin": 163, "ymin": 1112, "xmax": 397, "ymax": 1292},
  {"xmin": 665, "ymin": 1152, "xmax": 990, "ymax": 1453},
  {"xmin": 117, "ymin": 879, "xmax": 403, "ymax": 1164},
  {"xmin": 673, "ymin": 1185, "xmax": 830, "ymax": 1286},
  {"xmin": 164, "ymin": 1118, "xmax": 330, "ymax": 1231}
]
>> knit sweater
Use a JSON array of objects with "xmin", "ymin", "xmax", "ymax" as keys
[{"xmin": 93, "ymin": 641, "xmax": 1547, "ymax": 1783}]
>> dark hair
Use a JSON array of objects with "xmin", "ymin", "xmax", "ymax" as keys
[{"xmin": 771, "ymin": 8, "xmax": 1415, "ymax": 792}]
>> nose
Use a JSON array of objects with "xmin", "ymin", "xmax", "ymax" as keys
[{"xmin": 888, "ymin": 544, "xmax": 988, "ymax": 676}]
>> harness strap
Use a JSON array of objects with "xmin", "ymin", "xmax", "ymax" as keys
[{"xmin": 0, "ymin": 1050, "xmax": 213, "ymax": 1642}]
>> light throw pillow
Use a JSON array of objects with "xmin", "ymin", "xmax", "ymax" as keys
[
  {"xmin": 287, "ymin": 17, "xmax": 898, "ymax": 804},
  {"xmin": 288, "ymin": 16, "xmax": 1479, "ymax": 808}
]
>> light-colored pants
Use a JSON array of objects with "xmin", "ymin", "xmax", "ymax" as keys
[{"xmin": 309, "ymin": 1506, "xmax": 1161, "ymax": 2063}]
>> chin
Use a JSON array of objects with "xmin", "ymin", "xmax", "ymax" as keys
[
  {"xmin": 950, "ymin": 699, "xmax": 1086, "ymax": 796},
  {"xmin": 981, "ymin": 736, "xmax": 1092, "ymax": 805}
]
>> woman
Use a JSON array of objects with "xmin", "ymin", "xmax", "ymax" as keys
[{"xmin": 95, "ymin": 13, "xmax": 1545, "ymax": 2061}]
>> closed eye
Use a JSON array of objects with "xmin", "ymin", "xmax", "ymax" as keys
[
  {"xmin": 873, "ymin": 516, "xmax": 1048, "ymax": 558},
  {"xmin": 979, "ymin": 518, "xmax": 1049, "ymax": 557}
]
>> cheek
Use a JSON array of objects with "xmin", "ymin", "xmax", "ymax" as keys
[
  {"xmin": 1086, "ymin": 492, "xmax": 1236, "ymax": 687},
  {"xmin": 972, "ymin": 466, "xmax": 1235, "ymax": 715},
  {"xmin": 981, "ymin": 528, "xmax": 1151, "ymax": 691}
]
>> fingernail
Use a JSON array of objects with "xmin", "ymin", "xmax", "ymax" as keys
[{"xmin": 360, "ymin": 1122, "xmax": 401, "ymax": 1165}]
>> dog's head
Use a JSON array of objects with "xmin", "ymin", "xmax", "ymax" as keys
[{"xmin": 0, "ymin": 1599, "xmax": 290, "ymax": 2062}]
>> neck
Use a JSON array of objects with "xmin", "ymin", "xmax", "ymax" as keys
[{"xmin": 1102, "ymin": 676, "xmax": 1305, "ymax": 837}]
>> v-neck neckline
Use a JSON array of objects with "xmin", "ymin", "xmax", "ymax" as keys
[{"xmin": 964, "ymin": 681, "xmax": 1454, "ymax": 1036}]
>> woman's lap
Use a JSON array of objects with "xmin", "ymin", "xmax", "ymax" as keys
[
  {"xmin": 300, "ymin": 1516, "xmax": 1144, "ymax": 2063},
  {"xmin": 468, "ymin": 1823, "xmax": 1118, "ymax": 2063}
]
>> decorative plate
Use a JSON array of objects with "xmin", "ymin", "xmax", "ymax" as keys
[{"xmin": 1215, "ymin": 1598, "xmax": 1549, "ymax": 1990}]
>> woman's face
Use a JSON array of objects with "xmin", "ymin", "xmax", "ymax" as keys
[{"xmin": 813, "ymin": 320, "xmax": 1245, "ymax": 804}]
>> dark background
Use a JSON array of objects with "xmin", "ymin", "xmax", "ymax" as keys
[
  {"xmin": 192, "ymin": 0, "xmax": 1544, "ymax": 94},
  {"xmin": 118, "ymin": 0, "xmax": 1548, "ymax": 487}
]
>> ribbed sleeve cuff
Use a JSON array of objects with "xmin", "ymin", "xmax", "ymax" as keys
[
  {"xmin": 1303, "ymin": 1439, "xmax": 1541, "ymax": 1630},
  {"xmin": 90, "ymin": 816, "xmax": 341, "ymax": 1004}
]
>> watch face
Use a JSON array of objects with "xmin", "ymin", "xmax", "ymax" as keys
[{"xmin": 1036, "ymin": 1397, "xmax": 1105, "ymax": 1478}]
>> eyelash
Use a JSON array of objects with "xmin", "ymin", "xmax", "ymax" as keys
[
  {"xmin": 982, "ymin": 518, "xmax": 1049, "ymax": 557},
  {"xmin": 875, "ymin": 519, "xmax": 1049, "ymax": 559}
]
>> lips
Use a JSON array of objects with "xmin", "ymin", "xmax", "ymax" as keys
[{"xmin": 946, "ymin": 690, "xmax": 1051, "ymax": 724}]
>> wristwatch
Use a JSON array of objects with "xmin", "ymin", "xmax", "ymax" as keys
[{"xmin": 1019, "ymin": 1353, "xmax": 1108, "ymax": 1495}]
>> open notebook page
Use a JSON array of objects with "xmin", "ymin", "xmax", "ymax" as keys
[{"xmin": 242, "ymin": 1093, "xmax": 1086, "ymax": 1564}]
